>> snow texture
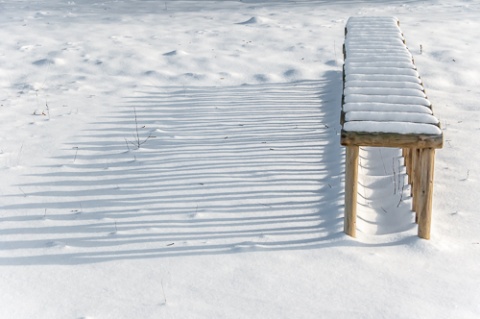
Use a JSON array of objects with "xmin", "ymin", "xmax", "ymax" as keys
[
  {"xmin": 1, "ymin": 1, "xmax": 479, "ymax": 319},
  {"xmin": 344, "ymin": 121, "xmax": 442, "ymax": 135},
  {"xmin": 345, "ymin": 111, "xmax": 439, "ymax": 124},
  {"xmin": 343, "ymin": 102, "xmax": 433, "ymax": 114}
]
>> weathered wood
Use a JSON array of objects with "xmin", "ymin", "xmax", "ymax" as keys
[
  {"xmin": 403, "ymin": 148, "xmax": 415, "ymax": 201},
  {"xmin": 341, "ymin": 130, "xmax": 443, "ymax": 149},
  {"xmin": 344, "ymin": 146, "xmax": 359, "ymax": 237},
  {"xmin": 403, "ymin": 148, "xmax": 411, "ymax": 184},
  {"xmin": 408, "ymin": 147, "xmax": 415, "ymax": 196},
  {"xmin": 417, "ymin": 148, "xmax": 436, "ymax": 239},
  {"xmin": 405, "ymin": 148, "xmax": 413, "ymax": 186},
  {"xmin": 412, "ymin": 148, "xmax": 421, "ymax": 222}
]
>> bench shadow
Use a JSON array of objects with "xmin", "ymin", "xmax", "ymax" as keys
[
  {"xmin": 356, "ymin": 147, "xmax": 417, "ymax": 236},
  {"xmin": 1, "ymin": 71, "xmax": 416, "ymax": 266}
]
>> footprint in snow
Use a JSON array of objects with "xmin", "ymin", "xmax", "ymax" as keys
[
  {"xmin": 236, "ymin": 17, "xmax": 260, "ymax": 25},
  {"xmin": 283, "ymin": 68, "xmax": 300, "ymax": 78},
  {"xmin": 19, "ymin": 44, "xmax": 37, "ymax": 52},
  {"xmin": 46, "ymin": 241, "xmax": 68, "ymax": 249},
  {"xmin": 183, "ymin": 72, "xmax": 205, "ymax": 80},
  {"xmin": 33, "ymin": 57, "xmax": 66, "ymax": 66},
  {"xmin": 163, "ymin": 50, "xmax": 188, "ymax": 56},
  {"xmin": 144, "ymin": 70, "xmax": 162, "ymax": 77},
  {"xmin": 32, "ymin": 58, "xmax": 54, "ymax": 66},
  {"xmin": 254, "ymin": 74, "xmax": 269, "ymax": 82}
]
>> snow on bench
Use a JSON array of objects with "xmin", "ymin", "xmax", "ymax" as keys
[{"xmin": 341, "ymin": 16, "xmax": 443, "ymax": 239}]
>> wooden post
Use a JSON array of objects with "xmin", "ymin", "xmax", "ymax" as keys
[
  {"xmin": 412, "ymin": 148, "xmax": 421, "ymax": 222},
  {"xmin": 344, "ymin": 146, "xmax": 359, "ymax": 237},
  {"xmin": 404, "ymin": 148, "xmax": 412, "ymax": 185},
  {"xmin": 402, "ymin": 148, "xmax": 408, "ymax": 174},
  {"xmin": 417, "ymin": 148, "xmax": 435, "ymax": 239},
  {"xmin": 410, "ymin": 148, "xmax": 417, "ymax": 197},
  {"xmin": 405, "ymin": 148, "xmax": 413, "ymax": 185}
]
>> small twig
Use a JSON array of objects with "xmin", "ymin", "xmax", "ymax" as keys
[
  {"xmin": 17, "ymin": 143, "xmax": 24, "ymax": 166},
  {"xmin": 124, "ymin": 138, "xmax": 131, "ymax": 151},
  {"xmin": 19, "ymin": 187, "xmax": 27, "ymax": 197},
  {"xmin": 134, "ymin": 107, "xmax": 140, "ymax": 146},
  {"xmin": 45, "ymin": 99, "xmax": 50, "ymax": 119},
  {"xmin": 160, "ymin": 280, "xmax": 167, "ymax": 305},
  {"xmin": 379, "ymin": 149, "xmax": 387, "ymax": 174},
  {"xmin": 127, "ymin": 107, "xmax": 152, "ymax": 149},
  {"xmin": 333, "ymin": 40, "xmax": 339, "ymax": 68},
  {"xmin": 73, "ymin": 147, "xmax": 79, "ymax": 163},
  {"xmin": 461, "ymin": 169, "xmax": 470, "ymax": 181}
]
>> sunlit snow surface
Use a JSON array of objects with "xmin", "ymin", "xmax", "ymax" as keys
[{"xmin": 0, "ymin": 1, "xmax": 479, "ymax": 318}]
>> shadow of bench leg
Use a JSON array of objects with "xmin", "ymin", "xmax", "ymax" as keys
[
  {"xmin": 344, "ymin": 146, "xmax": 359, "ymax": 237},
  {"xmin": 417, "ymin": 148, "xmax": 436, "ymax": 239}
]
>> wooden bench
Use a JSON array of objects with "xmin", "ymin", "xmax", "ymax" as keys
[{"xmin": 341, "ymin": 16, "xmax": 443, "ymax": 239}]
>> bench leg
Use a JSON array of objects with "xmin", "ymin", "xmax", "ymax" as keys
[
  {"xmin": 403, "ymin": 148, "xmax": 414, "ymax": 188},
  {"xmin": 344, "ymin": 146, "xmax": 359, "ymax": 237},
  {"xmin": 416, "ymin": 148, "xmax": 436, "ymax": 239},
  {"xmin": 403, "ymin": 147, "xmax": 415, "ymax": 213},
  {"xmin": 412, "ymin": 148, "xmax": 421, "ymax": 222}
]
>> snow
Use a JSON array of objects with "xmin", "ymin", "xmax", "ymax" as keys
[
  {"xmin": 345, "ymin": 80, "xmax": 424, "ymax": 89},
  {"xmin": 344, "ymin": 87, "xmax": 426, "ymax": 97},
  {"xmin": 343, "ymin": 102, "xmax": 433, "ymax": 114},
  {"xmin": 1, "ymin": 1, "xmax": 480, "ymax": 318},
  {"xmin": 345, "ymin": 93, "xmax": 432, "ymax": 106},
  {"xmin": 346, "ymin": 73, "xmax": 422, "ymax": 83},
  {"xmin": 345, "ymin": 111, "xmax": 439, "ymax": 124},
  {"xmin": 345, "ymin": 66, "xmax": 419, "ymax": 76},
  {"xmin": 345, "ymin": 61, "xmax": 415, "ymax": 69},
  {"xmin": 344, "ymin": 121, "xmax": 442, "ymax": 135},
  {"xmin": 343, "ymin": 16, "xmax": 440, "ymax": 135}
]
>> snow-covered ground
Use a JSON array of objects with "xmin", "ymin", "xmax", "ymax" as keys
[{"xmin": 1, "ymin": 0, "xmax": 479, "ymax": 318}]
